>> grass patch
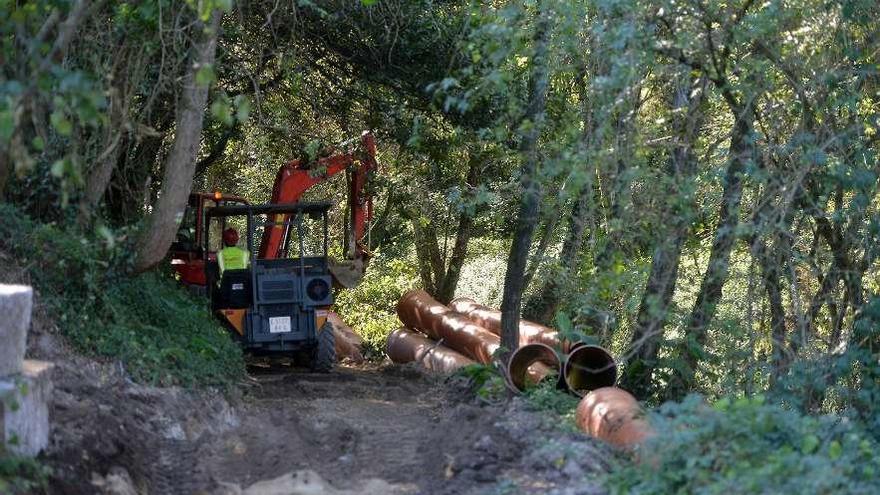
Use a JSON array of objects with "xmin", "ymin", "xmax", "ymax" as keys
[
  {"xmin": 0, "ymin": 455, "xmax": 50, "ymax": 494},
  {"xmin": 0, "ymin": 205, "xmax": 245, "ymax": 388}
]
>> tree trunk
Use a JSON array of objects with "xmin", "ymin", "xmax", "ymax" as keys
[
  {"xmin": 499, "ymin": 4, "xmax": 551, "ymax": 355},
  {"xmin": 621, "ymin": 74, "xmax": 705, "ymax": 398},
  {"xmin": 435, "ymin": 160, "xmax": 481, "ymax": 304},
  {"xmin": 412, "ymin": 158, "xmax": 481, "ymax": 304},
  {"xmin": 667, "ymin": 100, "xmax": 754, "ymax": 398},
  {"xmin": 757, "ymin": 237, "xmax": 787, "ymax": 381},
  {"xmin": 524, "ymin": 183, "xmax": 591, "ymax": 323},
  {"xmin": 194, "ymin": 125, "xmax": 239, "ymax": 178},
  {"xmin": 435, "ymin": 207, "xmax": 475, "ymax": 304},
  {"xmin": 78, "ymin": 88, "xmax": 125, "ymax": 225},
  {"xmin": 594, "ymin": 157, "xmax": 630, "ymax": 272},
  {"xmin": 0, "ymin": 148, "xmax": 10, "ymax": 201},
  {"xmin": 522, "ymin": 210, "xmax": 560, "ymax": 292},
  {"xmin": 133, "ymin": 11, "xmax": 222, "ymax": 273},
  {"xmin": 412, "ymin": 217, "xmax": 439, "ymax": 295}
]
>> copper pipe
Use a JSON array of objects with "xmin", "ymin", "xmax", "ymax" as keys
[
  {"xmin": 506, "ymin": 343, "xmax": 561, "ymax": 392},
  {"xmin": 450, "ymin": 297, "xmax": 570, "ymax": 351},
  {"xmin": 397, "ymin": 290, "xmax": 500, "ymax": 363},
  {"xmin": 575, "ymin": 387, "xmax": 652, "ymax": 449},
  {"xmin": 563, "ymin": 345, "xmax": 617, "ymax": 396},
  {"xmin": 386, "ymin": 328, "xmax": 475, "ymax": 373}
]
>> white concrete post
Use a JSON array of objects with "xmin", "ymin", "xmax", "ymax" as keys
[
  {"xmin": 0, "ymin": 284, "xmax": 52, "ymax": 457},
  {"xmin": 0, "ymin": 285, "xmax": 32, "ymax": 377}
]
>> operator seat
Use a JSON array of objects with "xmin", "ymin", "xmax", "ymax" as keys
[{"xmin": 215, "ymin": 269, "xmax": 252, "ymax": 309}]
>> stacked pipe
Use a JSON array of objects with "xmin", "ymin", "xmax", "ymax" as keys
[
  {"xmin": 389, "ymin": 290, "xmax": 653, "ymax": 450},
  {"xmin": 450, "ymin": 297, "xmax": 570, "ymax": 351}
]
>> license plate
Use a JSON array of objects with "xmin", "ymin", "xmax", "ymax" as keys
[{"xmin": 269, "ymin": 316, "xmax": 292, "ymax": 333}]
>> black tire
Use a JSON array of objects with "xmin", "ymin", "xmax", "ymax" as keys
[{"xmin": 311, "ymin": 322, "xmax": 336, "ymax": 373}]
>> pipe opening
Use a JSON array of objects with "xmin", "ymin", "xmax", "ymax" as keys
[
  {"xmin": 563, "ymin": 345, "xmax": 617, "ymax": 396},
  {"xmin": 507, "ymin": 343, "xmax": 561, "ymax": 392}
]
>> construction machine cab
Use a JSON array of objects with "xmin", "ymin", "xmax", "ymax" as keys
[
  {"xmin": 172, "ymin": 131, "xmax": 377, "ymax": 292},
  {"xmin": 170, "ymin": 192, "xmax": 249, "ymax": 288},
  {"xmin": 205, "ymin": 201, "xmax": 337, "ymax": 370}
]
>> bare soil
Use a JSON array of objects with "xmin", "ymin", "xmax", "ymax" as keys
[{"xmin": 22, "ymin": 295, "xmax": 613, "ymax": 494}]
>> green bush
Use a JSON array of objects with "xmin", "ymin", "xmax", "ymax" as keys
[
  {"xmin": 0, "ymin": 455, "xmax": 50, "ymax": 494},
  {"xmin": 523, "ymin": 378, "xmax": 580, "ymax": 422},
  {"xmin": 334, "ymin": 250, "xmax": 419, "ymax": 356},
  {"xmin": 607, "ymin": 394, "xmax": 880, "ymax": 495},
  {"xmin": 456, "ymin": 363, "xmax": 509, "ymax": 403},
  {"xmin": 0, "ymin": 205, "xmax": 244, "ymax": 388},
  {"xmin": 772, "ymin": 296, "xmax": 880, "ymax": 440}
]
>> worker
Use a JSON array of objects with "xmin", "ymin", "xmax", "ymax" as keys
[{"xmin": 218, "ymin": 227, "xmax": 249, "ymax": 275}]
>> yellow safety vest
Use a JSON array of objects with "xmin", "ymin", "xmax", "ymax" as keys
[{"xmin": 218, "ymin": 246, "xmax": 249, "ymax": 274}]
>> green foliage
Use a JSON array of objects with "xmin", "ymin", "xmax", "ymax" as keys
[
  {"xmin": 608, "ymin": 395, "xmax": 880, "ymax": 495},
  {"xmin": 0, "ymin": 455, "xmax": 50, "ymax": 495},
  {"xmin": 0, "ymin": 205, "xmax": 244, "ymax": 387},
  {"xmin": 1, "ymin": 0, "xmax": 109, "ymax": 204},
  {"xmin": 456, "ymin": 363, "xmax": 508, "ymax": 403},
  {"xmin": 454, "ymin": 238, "xmax": 509, "ymax": 308},
  {"xmin": 523, "ymin": 378, "xmax": 579, "ymax": 423},
  {"xmin": 773, "ymin": 296, "xmax": 880, "ymax": 437},
  {"xmin": 1, "ymin": 9, "xmax": 878, "ymax": 495},
  {"xmin": 333, "ymin": 250, "xmax": 419, "ymax": 356}
]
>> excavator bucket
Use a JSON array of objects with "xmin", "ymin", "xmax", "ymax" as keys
[{"xmin": 328, "ymin": 258, "xmax": 366, "ymax": 289}]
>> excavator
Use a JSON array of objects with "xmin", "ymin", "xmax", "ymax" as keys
[{"xmin": 168, "ymin": 131, "xmax": 378, "ymax": 370}]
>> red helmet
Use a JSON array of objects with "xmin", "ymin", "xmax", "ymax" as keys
[{"xmin": 222, "ymin": 228, "xmax": 239, "ymax": 246}]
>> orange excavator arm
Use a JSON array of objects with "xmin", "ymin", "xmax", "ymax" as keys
[{"xmin": 258, "ymin": 131, "xmax": 378, "ymax": 266}]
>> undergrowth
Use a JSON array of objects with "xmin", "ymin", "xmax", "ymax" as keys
[
  {"xmin": 334, "ymin": 250, "xmax": 418, "ymax": 356},
  {"xmin": 0, "ymin": 204, "xmax": 245, "ymax": 388},
  {"xmin": 457, "ymin": 363, "xmax": 509, "ymax": 403},
  {"xmin": 457, "ymin": 362, "xmax": 579, "ymax": 427},
  {"xmin": 0, "ymin": 455, "xmax": 50, "ymax": 494},
  {"xmin": 607, "ymin": 394, "xmax": 880, "ymax": 495},
  {"xmin": 523, "ymin": 379, "xmax": 580, "ymax": 423}
]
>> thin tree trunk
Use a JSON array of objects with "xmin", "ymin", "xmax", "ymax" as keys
[
  {"xmin": 757, "ymin": 237, "xmax": 787, "ymax": 381},
  {"xmin": 667, "ymin": 100, "xmax": 754, "ymax": 397},
  {"xmin": 0, "ymin": 148, "xmax": 10, "ymax": 201},
  {"xmin": 78, "ymin": 89, "xmax": 125, "ymax": 225},
  {"xmin": 595, "ymin": 157, "xmax": 630, "ymax": 271},
  {"xmin": 367, "ymin": 188, "xmax": 397, "ymax": 250},
  {"xmin": 134, "ymin": 11, "xmax": 222, "ymax": 273},
  {"xmin": 522, "ymin": 211, "xmax": 560, "ymax": 291},
  {"xmin": 436, "ymin": 209, "xmax": 475, "ymax": 304},
  {"xmin": 412, "ymin": 217, "xmax": 439, "ymax": 294},
  {"xmin": 194, "ymin": 125, "xmax": 239, "ymax": 178},
  {"xmin": 499, "ymin": 4, "xmax": 551, "ymax": 355},
  {"xmin": 435, "ymin": 160, "xmax": 481, "ymax": 304},
  {"xmin": 423, "ymin": 220, "xmax": 445, "ymax": 283},
  {"xmin": 621, "ymin": 74, "xmax": 705, "ymax": 398},
  {"xmin": 594, "ymin": 78, "xmax": 642, "ymax": 272},
  {"xmin": 524, "ymin": 183, "xmax": 591, "ymax": 323}
]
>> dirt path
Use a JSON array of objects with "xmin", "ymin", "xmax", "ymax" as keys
[
  {"xmin": 200, "ymin": 364, "xmax": 446, "ymax": 492},
  {"xmin": 10, "ymin": 256, "xmax": 612, "ymax": 494},
  {"xmin": 38, "ymin": 325, "xmax": 612, "ymax": 494}
]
